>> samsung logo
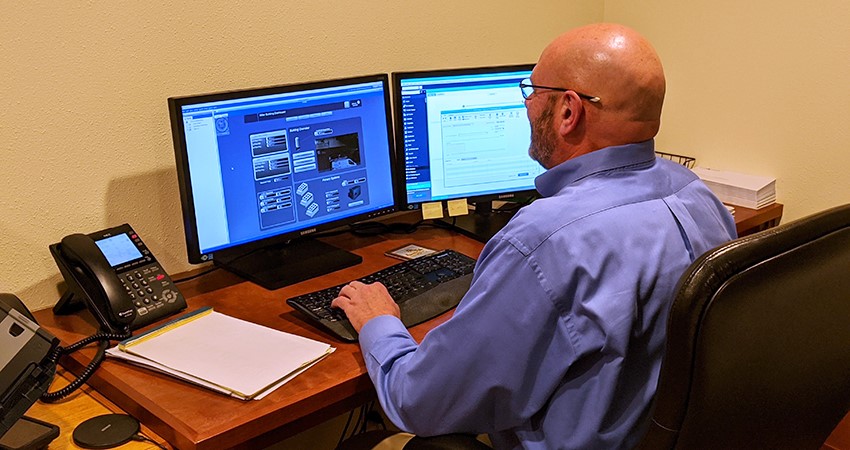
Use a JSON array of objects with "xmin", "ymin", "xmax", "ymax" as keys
[
  {"xmin": 498, "ymin": 194, "xmax": 515, "ymax": 199},
  {"xmin": 300, "ymin": 228, "xmax": 317, "ymax": 236}
]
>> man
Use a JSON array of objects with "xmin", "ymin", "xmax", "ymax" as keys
[{"xmin": 333, "ymin": 23, "xmax": 736, "ymax": 449}]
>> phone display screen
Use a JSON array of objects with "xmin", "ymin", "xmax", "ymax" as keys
[{"xmin": 95, "ymin": 234, "xmax": 143, "ymax": 267}]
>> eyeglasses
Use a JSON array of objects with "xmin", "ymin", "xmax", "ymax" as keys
[{"xmin": 519, "ymin": 78, "xmax": 600, "ymax": 103}]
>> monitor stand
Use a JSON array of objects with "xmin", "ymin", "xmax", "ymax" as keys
[
  {"xmin": 214, "ymin": 238, "xmax": 362, "ymax": 290},
  {"xmin": 438, "ymin": 201, "xmax": 518, "ymax": 243}
]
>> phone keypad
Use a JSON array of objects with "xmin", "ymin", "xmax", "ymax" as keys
[{"xmin": 118, "ymin": 262, "xmax": 186, "ymax": 328}]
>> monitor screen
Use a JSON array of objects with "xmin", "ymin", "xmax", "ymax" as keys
[
  {"xmin": 392, "ymin": 64, "xmax": 541, "ymax": 210},
  {"xmin": 168, "ymin": 74, "xmax": 398, "ymax": 288}
]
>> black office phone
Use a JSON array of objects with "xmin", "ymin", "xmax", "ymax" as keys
[{"xmin": 51, "ymin": 224, "xmax": 186, "ymax": 333}]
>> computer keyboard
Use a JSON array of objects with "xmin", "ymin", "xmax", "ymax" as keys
[{"xmin": 286, "ymin": 249, "xmax": 476, "ymax": 341}]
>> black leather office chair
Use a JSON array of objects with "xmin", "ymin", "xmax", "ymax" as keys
[{"xmin": 636, "ymin": 203, "xmax": 850, "ymax": 449}]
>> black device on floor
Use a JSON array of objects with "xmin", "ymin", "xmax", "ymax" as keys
[{"xmin": 286, "ymin": 249, "xmax": 476, "ymax": 341}]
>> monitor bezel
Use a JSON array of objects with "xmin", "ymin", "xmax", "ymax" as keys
[
  {"xmin": 391, "ymin": 63, "xmax": 539, "ymax": 212},
  {"xmin": 168, "ymin": 73, "xmax": 400, "ymax": 264}
]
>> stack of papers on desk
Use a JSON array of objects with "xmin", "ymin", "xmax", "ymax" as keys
[
  {"xmin": 691, "ymin": 167, "xmax": 776, "ymax": 209},
  {"xmin": 106, "ymin": 307, "xmax": 334, "ymax": 400}
]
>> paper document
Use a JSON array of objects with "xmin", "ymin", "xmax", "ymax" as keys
[
  {"xmin": 106, "ymin": 307, "xmax": 334, "ymax": 400},
  {"xmin": 692, "ymin": 167, "xmax": 776, "ymax": 209}
]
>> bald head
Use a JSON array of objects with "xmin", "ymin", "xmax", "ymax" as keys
[{"xmin": 530, "ymin": 23, "xmax": 666, "ymax": 161}]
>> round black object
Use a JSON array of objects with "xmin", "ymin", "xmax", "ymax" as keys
[{"xmin": 72, "ymin": 414, "xmax": 140, "ymax": 449}]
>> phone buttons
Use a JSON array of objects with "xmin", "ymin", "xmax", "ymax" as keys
[{"xmin": 162, "ymin": 290, "xmax": 177, "ymax": 302}]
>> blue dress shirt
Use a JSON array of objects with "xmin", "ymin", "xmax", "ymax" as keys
[{"xmin": 358, "ymin": 140, "xmax": 736, "ymax": 449}]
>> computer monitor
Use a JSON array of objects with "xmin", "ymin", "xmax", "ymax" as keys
[
  {"xmin": 392, "ymin": 64, "xmax": 541, "ymax": 242},
  {"xmin": 168, "ymin": 74, "xmax": 398, "ymax": 289}
]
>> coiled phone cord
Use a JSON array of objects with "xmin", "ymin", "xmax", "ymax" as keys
[{"xmin": 40, "ymin": 330, "xmax": 131, "ymax": 403}]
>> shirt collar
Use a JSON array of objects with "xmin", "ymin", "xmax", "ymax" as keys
[{"xmin": 534, "ymin": 140, "xmax": 657, "ymax": 197}]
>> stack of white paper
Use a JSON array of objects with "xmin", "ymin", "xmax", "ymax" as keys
[
  {"xmin": 691, "ymin": 167, "xmax": 776, "ymax": 209},
  {"xmin": 106, "ymin": 307, "xmax": 334, "ymax": 400}
]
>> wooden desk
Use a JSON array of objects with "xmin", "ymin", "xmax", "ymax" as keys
[
  {"xmin": 33, "ymin": 226, "xmax": 484, "ymax": 450},
  {"xmin": 734, "ymin": 203, "xmax": 784, "ymax": 237},
  {"xmin": 29, "ymin": 207, "xmax": 786, "ymax": 450},
  {"xmin": 26, "ymin": 370, "xmax": 167, "ymax": 449}
]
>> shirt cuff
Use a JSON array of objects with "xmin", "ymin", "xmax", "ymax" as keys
[
  {"xmin": 359, "ymin": 315, "xmax": 416, "ymax": 371},
  {"xmin": 359, "ymin": 314, "xmax": 408, "ymax": 347}
]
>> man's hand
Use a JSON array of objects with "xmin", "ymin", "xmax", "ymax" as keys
[{"xmin": 331, "ymin": 281, "xmax": 401, "ymax": 332}]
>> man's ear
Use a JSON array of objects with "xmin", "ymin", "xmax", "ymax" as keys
[{"xmin": 557, "ymin": 91, "xmax": 584, "ymax": 138}]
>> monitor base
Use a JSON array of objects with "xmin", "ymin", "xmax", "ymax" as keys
[
  {"xmin": 215, "ymin": 238, "xmax": 362, "ymax": 290},
  {"xmin": 439, "ymin": 209, "xmax": 517, "ymax": 243}
]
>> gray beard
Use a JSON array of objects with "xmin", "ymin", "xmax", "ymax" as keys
[{"xmin": 528, "ymin": 97, "xmax": 557, "ymax": 168}]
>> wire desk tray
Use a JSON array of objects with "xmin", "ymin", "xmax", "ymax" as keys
[{"xmin": 655, "ymin": 151, "xmax": 696, "ymax": 169}]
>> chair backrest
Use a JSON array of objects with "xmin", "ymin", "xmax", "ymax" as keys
[{"xmin": 636, "ymin": 204, "xmax": 850, "ymax": 450}]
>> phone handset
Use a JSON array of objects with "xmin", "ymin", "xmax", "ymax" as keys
[{"xmin": 57, "ymin": 233, "xmax": 136, "ymax": 333}]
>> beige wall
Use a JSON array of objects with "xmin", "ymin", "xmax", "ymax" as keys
[
  {"xmin": 604, "ymin": 0, "xmax": 850, "ymax": 223},
  {"xmin": 1, "ymin": 1, "xmax": 602, "ymax": 311}
]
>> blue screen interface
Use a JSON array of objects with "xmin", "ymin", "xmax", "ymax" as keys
[
  {"xmin": 178, "ymin": 79, "xmax": 395, "ymax": 256},
  {"xmin": 397, "ymin": 67, "xmax": 543, "ymax": 205}
]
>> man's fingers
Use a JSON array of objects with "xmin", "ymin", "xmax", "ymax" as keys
[
  {"xmin": 337, "ymin": 282, "xmax": 358, "ymax": 299},
  {"xmin": 337, "ymin": 284, "xmax": 354, "ymax": 298},
  {"xmin": 330, "ymin": 296, "xmax": 347, "ymax": 309}
]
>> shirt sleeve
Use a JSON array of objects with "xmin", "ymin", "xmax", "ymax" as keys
[{"xmin": 357, "ymin": 237, "xmax": 578, "ymax": 436}]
